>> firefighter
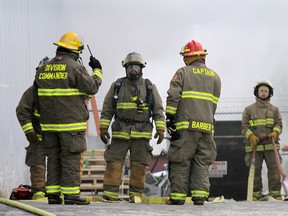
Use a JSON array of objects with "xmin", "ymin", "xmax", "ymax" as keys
[
  {"xmin": 33, "ymin": 32, "xmax": 102, "ymax": 205},
  {"xmin": 16, "ymin": 57, "xmax": 49, "ymax": 200},
  {"xmin": 165, "ymin": 40, "xmax": 221, "ymax": 205},
  {"xmin": 242, "ymin": 80, "xmax": 283, "ymax": 200},
  {"xmin": 100, "ymin": 52, "xmax": 165, "ymax": 203}
]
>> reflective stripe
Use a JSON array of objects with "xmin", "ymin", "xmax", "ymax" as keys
[
  {"xmin": 22, "ymin": 122, "xmax": 33, "ymax": 133},
  {"xmin": 249, "ymin": 118, "xmax": 274, "ymax": 127},
  {"xmin": 41, "ymin": 122, "xmax": 86, "ymax": 131},
  {"xmin": 100, "ymin": 118, "xmax": 111, "ymax": 127},
  {"xmin": 103, "ymin": 190, "xmax": 119, "ymax": 199},
  {"xmin": 166, "ymin": 106, "xmax": 177, "ymax": 115},
  {"xmin": 131, "ymin": 131, "xmax": 152, "ymax": 139},
  {"xmin": 37, "ymin": 134, "xmax": 42, "ymax": 141},
  {"xmin": 112, "ymin": 131, "xmax": 152, "ymax": 140},
  {"xmin": 245, "ymin": 129, "xmax": 253, "ymax": 139},
  {"xmin": 46, "ymin": 185, "xmax": 61, "ymax": 194},
  {"xmin": 61, "ymin": 186, "xmax": 80, "ymax": 195},
  {"xmin": 182, "ymin": 91, "xmax": 219, "ymax": 104},
  {"xmin": 175, "ymin": 121, "xmax": 189, "ymax": 130},
  {"xmin": 191, "ymin": 190, "xmax": 209, "ymax": 198},
  {"xmin": 33, "ymin": 110, "xmax": 40, "ymax": 117},
  {"xmin": 170, "ymin": 192, "xmax": 186, "ymax": 201},
  {"xmin": 273, "ymin": 127, "xmax": 281, "ymax": 133},
  {"xmin": 245, "ymin": 143, "xmax": 280, "ymax": 152},
  {"xmin": 155, "ymin": 120, "xmax": 165, "ymax": 130},
  {"xmin": 38, "ymin": 88, "xmax": 87, "ymax": 96},
  {"xmin": 116, "ymin": 102, "xmax": 149, "ymax": 110},
  {"xmin": 92, "ymin": 68, "xmax": 103, "ymax": 79}
]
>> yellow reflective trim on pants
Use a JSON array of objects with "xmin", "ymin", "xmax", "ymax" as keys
[
  {"xmin": 191, "ymin": 190, "xmax": 209, "ymax": 198},
  {"xmin": 46, "ymin": 185, "xmax": 61, "ymax": 194},
  {"xmin": 61, "ymin": 186, "xmax": 80, "ymax": 195},
  {"xmin": 170, "ymin": 192, "xmax": 186, "ymax": 201},
  {"xmin": 103, "ymin": 190, "xmax": 119, "ymax": 199}
]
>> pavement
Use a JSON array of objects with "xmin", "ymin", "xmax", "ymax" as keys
[{"xmin": 1, "ymin": 197, "xmax": 288, "ymax": 216}]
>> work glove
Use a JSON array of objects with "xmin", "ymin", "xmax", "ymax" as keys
[
  {"xmin": 249, "ymin": 133, "xmax": 259, "ymax": 150},
  {"xmin": 268, "ymin": 131, "xmax": 279, "ymax": 141},
  {"xmin": 154, "ymin": 130, "xmax": 164, "ymax": 144},
  {"xmin": 25, "ymin": 131, "xmax": 38, "ymax": 143},
  {"xmin": 100, "ymin": 127, "xmax": 110, "ymax": 144},
  {"xmin": 89, "ymin": 56, "xmax": 102, "ymax": 70},
  {"xmin": 166, "ymin": 114, "xmax": 175, "ymax": 135},
  {"xmin": 35, "ymin": 56, "xmax": 49, "ymax": 70}
]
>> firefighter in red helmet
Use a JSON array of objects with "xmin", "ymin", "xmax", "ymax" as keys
[
  {"xmin": 165, "ymin": 40, "xmax": 221, "ymax": 205},
  {"xmin": 242, "ymin": 80, "xmax": 283, "ymax": 200}
]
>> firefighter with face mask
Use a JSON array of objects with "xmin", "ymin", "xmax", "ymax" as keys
[
  {"xmin": 100, "ymin": 52, "xmax": 165, "ymax": 203},
  {"xmin": 242, "ymin": 80, "xmax": 283, "ymax": 200},
  {"xmin": 165, "ymin": 40, "xmax": 221, "ymax": 205},
  {"xmin": 16, "ymin": 57, "xmax": 50, "ymax": 200},
  {"xmin": 34, "ymin": 32, "xmax": 102, "ymax": 205}
]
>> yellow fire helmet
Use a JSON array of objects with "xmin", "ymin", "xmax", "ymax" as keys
[{"xmin": 54, "ymin": 32, "xmax": 84, "ymax": 54}]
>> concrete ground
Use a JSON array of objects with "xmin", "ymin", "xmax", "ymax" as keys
[{"xmin": 1, "ymin": 198, "xmax": 288, "ymax": 216}]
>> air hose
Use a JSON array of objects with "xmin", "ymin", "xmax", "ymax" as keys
[{"xmin": 0, "ymin": 198, "xmax": 56, "ymax": 216}]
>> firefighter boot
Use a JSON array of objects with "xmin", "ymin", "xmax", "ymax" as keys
[
  {"xmin": 192, "ymin": 197, "xmax": 205, "ymax": 205},
  {"xmin": 32, "ymin": 191, "xmax": 46, "ymax": 200},
  {"xmin": 64, "ymin": 194, "xmax": 90, "ymax": 205},
  {"xmin": 129, "ymin": 193, "xmax": 143, "ymax": 204},
  {"xmin": 165, "ymin": 198, "xmax": 185, "ymax": 205},
  {"xmin": 48, "ymin": 195, "xmax": 63, "ymax": 204}
]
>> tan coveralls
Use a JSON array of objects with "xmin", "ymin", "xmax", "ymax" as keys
[
  {"xmin": 166, "ymin": 59, "xmax": 221, "ymax": 202},
  {"xmin": 34, "ymin": 51, "xmax": 102, "ymax": 196},
  {"xmin": 100, "ymin": 77, "xmax": 165, "ymax": 200},
  {"xmin": 16, "ymin": 85, "xmax": 46, "ymax": 196},
  {"xmin": 242, "ymin": 97, "xmax": 282, "ymax": 199}
]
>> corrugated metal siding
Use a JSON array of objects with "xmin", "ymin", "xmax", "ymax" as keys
[{"xmin": 0, "ymin": 0, "xmax": 63, "ymax": 198}]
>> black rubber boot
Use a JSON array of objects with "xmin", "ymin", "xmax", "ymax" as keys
[
  {"xmin": 192, "ymin": 197, "xmax": 205, "ymax": 205},
  {"xmin": 48, "ymin": 195, "xmax": 63, "ymax": 204},
  {"xmin": 64, "ymin": 194, "xmax": 90, "ymax": 205},
  {"xmin": 165, "ymin": 198, "xmax": 185, "ymax": 205}
]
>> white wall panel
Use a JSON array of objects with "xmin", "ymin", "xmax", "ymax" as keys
[{"xmin": 0, "ymin": 0, "xmax": 63, "ymax": 198}]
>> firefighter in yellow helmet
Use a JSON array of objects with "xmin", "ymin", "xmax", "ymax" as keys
[
  {"xmin": 16, "ymin": 57, "xmax": 50, "ymax": 200},
  {"xmin": 33, "ymin": 32, "xmax": 103, "ymax": 205},
  {"xmin": 165, "ymin": 40, "xmax": 221, "ymax": 205},
  {"xmin": 242, "ymin": 80, "xmax": 283, "ymax": 200},
  {"xmin": 100, "ymin": 52, "xmax": 165, "ymax": 203}
]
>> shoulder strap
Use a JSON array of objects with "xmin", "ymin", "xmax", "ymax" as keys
[
  {"xmin": 145, "ymin": 78, "xmax": 154, "ymax": 112},
  {"xmin": 114, "ymin": 77, "xmax": 126, "ymax": 100}
]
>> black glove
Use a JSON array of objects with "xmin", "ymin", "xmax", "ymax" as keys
[
  {"xmin": 166, "ymin": 114, "xmax": 175, "ymax": 135},
  {"xmin": 89, "ymin": 56, "xmax": 102, "ymax": 70},
  {"xmin": 25, "ymin": 131, "xmax": 38, "ymax": 143}
]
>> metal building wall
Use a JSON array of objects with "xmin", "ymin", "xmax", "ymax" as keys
[{"xmin": 0, "ymin": 0, "xmax": 62, "ymax": 198}]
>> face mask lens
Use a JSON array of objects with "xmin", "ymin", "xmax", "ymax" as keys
[{"xmin": 127, "ymin": 65, "xmax": 141, "ymax": 73}]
